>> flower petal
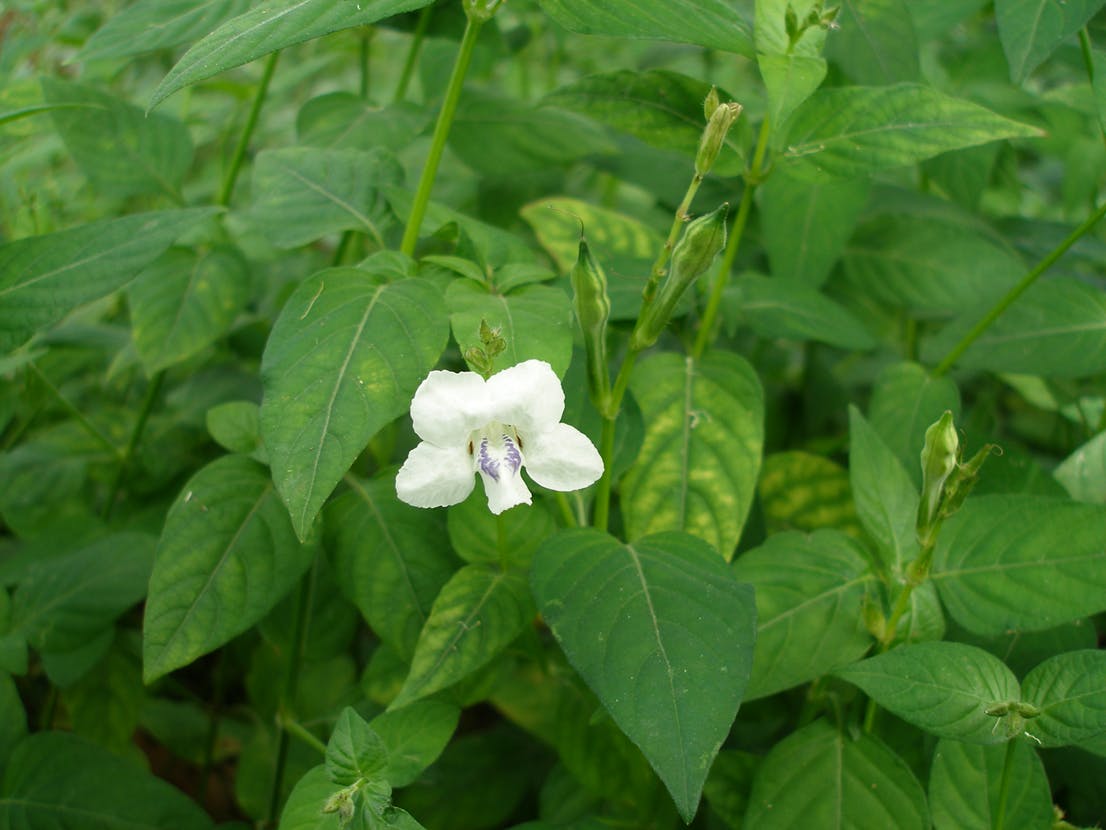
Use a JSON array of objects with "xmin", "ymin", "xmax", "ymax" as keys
[
  {"xmin": 486, "ymin": 359, "xmax": 565, "ymax": 435},
  {"xmin": 523, "ymin": 423, "xmax": 603, "ymax": 492},
  {"xmin": 479, "ymin": 464, "xmax": 533, "ymax": 515},
  {"xmin": 409, "ymin": 369, "xmax": 488, "ymax": 446},
  {"xmin": 396, "ymin": 442, "xmax": 475, "ymax": 508}
]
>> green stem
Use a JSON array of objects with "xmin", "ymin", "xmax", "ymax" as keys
[
  {"xmin": 28, "ymin": 362, "xmax": 119, "ymax": 459},
  {"xmin": 359, "ymin": 27, "xmax": 373, "ymax": 99},
  {"xmin": 265, "ymin": 560, "xmax": 317, "ymax": 828},
  {"xmin": 393, "ymin": 4, "xmax": 433, "ymax": 103},
  {"xmin": 281, "ymin": 715, "xmax": 328, "ymax": 756},
  {"xmin": 640, "ymin": 173, "xmax": 706, "ymax": 306},
  {"xmin": 993, "ymin": 738, "xmax": 1017, "ymax": 830},
  {"xmin": 692, "ymin": 116, "xmax": 771, "ymax": 360},
  {"xmin": 591, "ymin": 349, "xmax": 638, "ymax": 532},
  {"xmin": 553, "ymin": 491, "xmax": 578, "ymax": 527},
  {"xmin": 934, "ymin": 198, "xmax": 1106, "ymax": 376},
  {"xmin": 399, "ymin": 13, "xmax": 483, "ymax": 255},
  {"xmin": 218, "ymin": 51, "xmax": 279, "ymax": 207},
  {"xmin": 103, "ymin": 371, "xmax": 164, "ymax": 520}
]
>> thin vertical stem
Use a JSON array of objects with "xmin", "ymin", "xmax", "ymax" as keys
[
  {"xmin": 400, "ymin": 14, "xmax": 484, "ymax": 256},
  {"xmin": 591, "ymin": 349, "xmax": 638, "ymax": 531},
  {"xmin": 359, "ymin": 27, "xmax": 373, "ymax": 99},
  {"xmin": 218, "ymin": 51, "xmax": 279, "ymax": 207},
  {"xmin": 992, "ymin": 739, "xmax": 1017, "ymax": 830},
  {"xmin": 393, "ymin": 4, "xmax": 433, "ymax": 103},
  {"xmin": 103, "ymin": 371, "xmax": 164, "ymax": 520}
]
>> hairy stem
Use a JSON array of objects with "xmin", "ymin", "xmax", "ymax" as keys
[{"xmin": 218, "ymin": 51, "xmax": 279, "ymax": 207}]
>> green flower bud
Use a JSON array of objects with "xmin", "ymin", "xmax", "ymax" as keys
[
  {"xmin": 695, "ymin": 102, "xmax": 742, "ymax": 176},
  {"xmin": 703, "ymin": 86, "xmax": 721, "ymax": 121},
  {"xmin": 916, "ymin": 410, "xmax": 958, "ymax": 545},
  {"xmin": 570, "ymin": 238, "xmax": 612, "ymax": 411},
  {"xmin": 631, "ymin": 203, "xmax": 728, "ymax": 350},
  {"xmin": 939, "ymin": 442, "xmax": 996, "ymax": 519}
]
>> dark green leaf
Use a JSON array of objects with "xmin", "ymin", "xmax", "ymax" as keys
[
  {"xmin": 297, "ymin": 93, "xmax": 431, "ymax": 152},
  {"xmin": 446, "ymin": 490, "xmax": 556, "ymax": 569},
  {"xmin": 1022, "ymin": 650, "xmax": 1106, "ymax": 747},
  {"xmin": 0, "ymin": 674, "xmax": 26, "ymax": 776},
  {"xmin": 370, "ymin": 700, "xmax": 460, "ymax": 787},
  {"xmin": 826, "ymin": 0, "xmax": 920, "ymax": 84},
  {"xmin": 996, "ymin": 0, "xmax": 1106, "ymax": 82},
  {"xmin": 77, "ymin": 0, "xmax": 251, "ymax": 62}
]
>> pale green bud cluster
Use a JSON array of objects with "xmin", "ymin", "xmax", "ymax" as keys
[
  {"xmin": 695, "ymin": 96, "xmax": 743, "ymax": 177},
  {"xmin": 464, "ymin": 318, "xmax": 507, "ymax": 378}
]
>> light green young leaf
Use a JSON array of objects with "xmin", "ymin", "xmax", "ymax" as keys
[
  {"xmin": 836, "ymin": 641, "xmax": 1021, "ymax": 744},
  {"xmin": 780, "ymin": 84, "xmax": 1041, "ymax": 179},
  {"xmin": 129, "ymin": 246, "xmax": 251, "ymax": 373},
  {"xmin": 370, "ymin": 700, "xmax": 460, "ymax": 787},
  {"xmin": 733, "ymin": 530, "xmax": 875, "ymax": 699},
  {"xmin": 142, "ymin": 455, "xmax": 315, "ymax": 682},
  {"xmin": 149, "ymin": 0, "xmax": 434, "ymax": 109},
  {"xmin": 326, "ymin": 707, "xmax": 388, "ymax": 786},
  {"xmin": 260, "ymin": 271, "xmax": 448, "ymax": 540},
  {"xmin": 996, "ymin": 0, "xmax": 1106, "ymax": 82},
  {"xmin": 1055, "ymin": 431, "xmax": 1106, "ymax": 504},
  {"xmin": 1021, "ymin": 650, "xmax": 1106, "ymax": 747},
  {"xmin": 0, "ymin": 208, "xmax": 218, "ymax": 354},
  {"xmin": 932, "ymin": 495, "xmax": 1106, "ymax": 635},
  {"xmin": 826, "ymin": 0, "xmax": 920, "ymax": 84},
  {"xmin": 531, "ymin": 529, "xmax": 756, "ymax": 822},
  {"xmin": 446, "ymin": 280, "xmax": 573, "ymax": 378},
  {"xmin": 929, "ymin": 738, "xmax": 1052, "ymax": 830},
  {"xmin": 0, "ymin": 732, "xmax": 213, "ymax": 829},
  {"xmin": 77, "ymin": 0, "xmax": 250, "ymax": 62},
  {"xmin": 622, "ymin": 352, "xmax": 764, "ymax": 561},
  {"xmin": 745, "ymin": 720, "xmax": 928, "ymax": 829},
  {"xmin": 391, "ymin": 564, "xmax": 532, "ymax": 709},
  {"xmin": 537, "ymin": 0, "xmax": 754, "ymax": 55},
  {"xmin": 248, "ymin": 147, "xmax": 403, "ymax": 249}
]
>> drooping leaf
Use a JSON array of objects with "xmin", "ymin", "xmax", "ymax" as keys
[
  {"xmin": 931, "ymin": 495, "xmax": 1106, "ymax": 635},
  {"xmin": 780, "ymin": 84, "xmax": 1041, "ymax": 180},
  {"xmin": 745, "ymin": 720, "xmax": 929, "ymax": 829},
  {"xmin": 536, "ymin": 0, "xmax": 754, "ymax": 55},
  {"xmin": 835, "ymin": 641, "xmax": 1021, "ymax": 744},
  {"xmin": 530, "ymin": 529, "xmax": 757, "ymax": 822},
  {"xmin": 77, "ymin": 0, "xmax": 251, "ymax": 62},
  {"xmin": 142, "ymin": 455, "xmax": 315, "ymax": 682},
  {"xmin": 995, "ymin": 0, "xmax": 1106, "ymax": 82},
  {"xmin": 622, "ymin": 352, "xmax": 764, "ymax": 561},
  {"xmin": 1021, "ymin": 650, "xmax": 1106, "ymax": 747},
  {"xmin": 826, "ymin": 0, "xmax": 920, "ymax": 84},
  {"xmin": 733, "ymin": 530, "xmax": 875, "ymax": 699},
  {"xmin": 0, "ymin": 208, "xmax": 218, "ymax": 354},
  {"xmin": 326, "ymin": 707, "xmax": 388, "ymax": 786},
  {"xmin": 149, "ymin": 0, "xmax": 435, "ymax": 109},
  {"xmin": 260, "ymin": 270, "xmax": 448, "ymax": 539}
]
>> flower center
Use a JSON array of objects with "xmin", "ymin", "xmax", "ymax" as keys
[{"xmin": 470, "ymin": 422, "xmax": 523, "ymax": 482}]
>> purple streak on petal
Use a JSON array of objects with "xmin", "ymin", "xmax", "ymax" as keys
[
  {"xmin": 503, "ymin": 433, "xmax": 522, "ymax": 475},
  {"xmin": 478, "ymin": 437, "xmax": 499, "ymax": 481}
]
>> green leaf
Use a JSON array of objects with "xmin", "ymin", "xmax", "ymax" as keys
[
  {"xmin": 326, "ymin": 707, "xmax": 388, "ymax": 786},
  {"xmin": 391, "ymin": 564, "xmax": 532, "ymax": 709},
  {"xmin": 65, "ymin": 646, "xmax": 144, "ymax": 755},
  {"xmin": 0, "ymin": 731, "xmax": 213, "ymax": 829},
  {"xmin": 11, "ymin": 533, "xmax": 154, "ymax": 654},
  {"xmin": 848, "ymin": 406, "xmax": 919, "ymax": 575},
  {"xmin": 929, "ymin": 738, "xmax": 1053, "ymax": 830},
  {"xmin": 370, "ymin": 700, "xmax": 460, "ymax": 787},
  {"xmin": 206, "ymin": 401, "xmax": 264, "ymax": 460},
  {"xmin": 43, "ymin": 78, "xmax": 193, "ymax": 200},
  {"xmin": 725, "ymin": 273, "xmax": 876, "ymax": 349},
  {"xmin": 149, "ymin": 0, "xmax": 435, "ymax": 109},
  {"xmin": 77, "ymin": 0, "xmax": 251, "ymax": 62},
  {"xmin": 0, "ymin": 674, "xmax": 27, "ymax": 776},
  {"xmin": 952, "ymin": 619, "xmax": 1098, "ymax": 680},
  {"xmin": 758, "ymin": 171, "xmax": 869, "ymax": 286},
  {"xmin": 1055, "ymin": 431, "xmax": 1106, "ymax": 504},
  {"xmin": 536, "ymin": 0, "xmax": 754, "ymax": 55},
  {"xmin": 733, "ymin": 530, "xmax": 875, "ymax": 699},
  {"xmin": 446, "ymin": 280, "xmax": 573, "ymax": 378},
  {"xmin": 129, "ymin": 246, "xmax": 252, "ymax": 373},
  {"xmin": 868, "ymin": 362, "xmax": 961, "ymax": 488},
  {"xmin": 825, "ymin": 0, "xmax": 920, "ymax": 84},
  {"xmin": 278, "ymin": 765, "xmax": 341, "ymax": 830},
  {"xmin": 297, "ymin": 93, "xmax": 431, "ymax": 152},
  {"xmin": 530, "ymin": 529, "xmax": 757, "ymax": 822},
  {"xmin": 758, "ymin": 52, "xmax": 828, "ymax": 143},
  {"xmin": 925, "ymin": 279, "xmax": 1106, "ymax": 379},
  {"xmin": 836, "ymin": 641, "xmax": 1021, "ymax": 744},
  {"xmin": 142, "ymin": 455, "xmax": 315, "ymax": 682},
  {"xmin": 745, "ymin": 720, "xmax": 929, "ymax": 829},
  {"xmin": 544, "ymin": 70, "xmax": 744, "ymax": 176},
  {"xmin": 326, "ymin": 475, "xmax": 457, "ymax": 661},
  {"xmin": 932, "ymin": 495, "xmax": 1106, "ymax": 635},
  {"xmin": 780, "ymin": 84, "xmax": 1041, "ymax": 180},
  {"xmin": 248, "ymin": 148, "xmax": 403, "ymax": 249},
  {"xmin": 446, "ymin": 491, "xmax": 556, "ymax": 569},
  {"xmin": 758, "ymin": 451, "xmax": 864, "ymax": 537},
  {"xmin": 260, "ymin": 271, "xmax": 448, "ymax": 539},
  {"xmin": 996, "ymin": 0, "xmax": 1106, "ymax": 82},
  {"xmin": 1022, "ymin": 650, "xmax": 1106, "ymax": 747},
  {"xmin": 520, "ymin": 197, "xmax": 664, "ymax": 320},
  {"xmin": 622, "ymin": 352, "xmax": 764, "ymax": 561},
  {"xmin": 0, "ymin": 208, "xmax": 219, "ymax": 354}
]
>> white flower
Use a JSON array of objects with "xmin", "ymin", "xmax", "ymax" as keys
[{"xmin": 396, "ymin": 359, "xmax": 603, "ymax": 514}]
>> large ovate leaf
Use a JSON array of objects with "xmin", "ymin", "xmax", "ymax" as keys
[
  {"xmin": 248, "ymin": 147, "xmax": 403, "ymax": 249},
  {"xmin": 733, "ymin": 530, "xmax": 875, "ymax": 699},
  {"xmin": 836, "ymin": 641, "xmax": 1021, "ymax": 744},
  {"xmin": 780, "ymin": 84, "xmax": 1040, "ymax": 179},
  {"xmin": 77, "ymin": 0, "xmax": 251, "ymax": 62},
  {"xmin": 260, "ymin": 270, "xmax": 448, "ymax": 539},
  {"xmin": 622, "ymin": 352, "xmax": 764, "ymax": 561},
  {"xmin": 0, "ymin": 731, "xmax": 213, "ymax": 829},
  {"xmin": 745, "ymin": 720, "xmax": 928, "ymax": 829},
  {"xmin": 370, "ymin": 700, "xmax": 460, "ymax": 787},
  {"xmin": 826, "ymin": 0, "xmax": 920, "ymax": 84},
  {"xmin": 996, "ymin": 0, "xmax": 1106, "ymax": 82},
  {"xmin": 391, "ymin": 564, "xmax": 532, "ymax": 709},
  {"xmin": 932, "ymin": 495, "xmax": 1106, "ymax": 635},
  {"xmin": 142, "ymin": 455, "xmax": 315, "ymax": 682},
  {"xmin": 536, "ymin": 0, "xmax": 754, "ymax": 55},
  {"xmin": 1021, "ymin": 650, "xmax": 1106, "ymax": 747},
  {"xmin": 0, "ymin": 208, "xmax": 218, "ymax": 354},
  {"xmin": 530, "ymin": 529, "xmax": 757, "ymax": 822},
  {"xmin": 149, "ymin": 0, "xmax": 434, "ymax": 109}
]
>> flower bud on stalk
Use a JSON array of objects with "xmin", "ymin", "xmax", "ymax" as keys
[
  {"xmin": 631, "ymin": 203, "xmax": 728, "ymax": 350},
  {"xmin": 570, "ymin": 238, "xmax": 612, "ymax": 412},
  {"xmin": 695, "ymin": 102, "xmax": 742, "ymax": 177},
  {"xmin": 916, "ymin": 411, "xmax": 958, "ymax": 545}
]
